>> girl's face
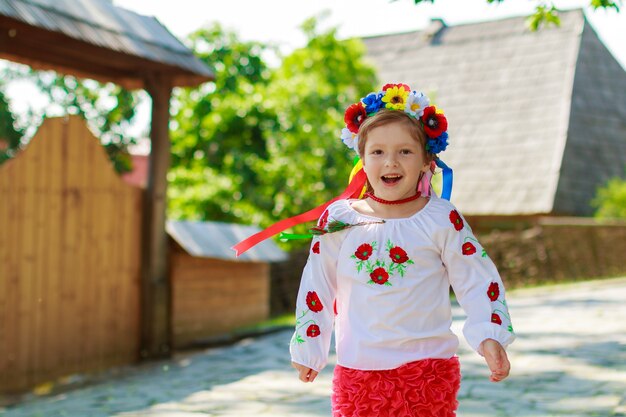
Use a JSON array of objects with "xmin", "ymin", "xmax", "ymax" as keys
[{"xmin": 362, "ymin": 122, "xmax": 430, "ymax": 201}]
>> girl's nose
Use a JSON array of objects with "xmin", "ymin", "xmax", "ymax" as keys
[{"xmin": 385, "ymin": 156, "xmax": 398, "ymax": 167}]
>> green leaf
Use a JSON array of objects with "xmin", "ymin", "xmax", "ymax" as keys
[
  {"xmin": 590, "ymin": 0, "xmax": 620, "ymax": 10},
  {"xmin": 526, "ymin": 5, "xmax": 561, "ymax": 31}
]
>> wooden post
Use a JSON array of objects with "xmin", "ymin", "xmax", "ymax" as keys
[{"xmin": 141, "ymin": 74, "xmax": 173, "ymax": 359}]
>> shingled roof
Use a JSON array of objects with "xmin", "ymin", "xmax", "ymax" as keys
[
  {"xmin": 362, "ymin": 9, "xmax": 626, "ymax": 216},
  {"xmin": 0, "ymin": 0, "xmax": 213, "ymax": 88}
]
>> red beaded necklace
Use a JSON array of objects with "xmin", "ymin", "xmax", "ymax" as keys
[{"xmin": 364, "ymin": 191, "xmax": 422, "ymax": 205}]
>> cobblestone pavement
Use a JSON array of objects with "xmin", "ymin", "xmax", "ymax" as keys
[{"xmin": 2, "ymin": 277, "xmax": 626, "ymax": 417}]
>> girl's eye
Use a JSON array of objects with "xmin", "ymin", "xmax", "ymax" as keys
[
  {"xmin": 371, "ymin": 150, "xmax": 383, "ymax": 155},
  {"xmin": 400, "ymin": 149, "xmax": 412, "ymax": 155}
]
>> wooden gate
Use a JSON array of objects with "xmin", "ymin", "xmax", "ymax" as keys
[{"xmin": 0, "ymin": 116, "xmax": 142, "ymax": 393}]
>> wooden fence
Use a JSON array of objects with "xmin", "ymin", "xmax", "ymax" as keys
[{"xmin": 0, "ymin": 116, "xmax": 142, "ymax": 393}]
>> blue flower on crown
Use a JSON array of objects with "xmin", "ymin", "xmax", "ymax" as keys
[
  {"xmin": 426, "ymin": 132, "xmax": 449, "ymax": 154},
  {"xmin": 362, "ymin": 92, "xmax": 384, "ymax": 115}
]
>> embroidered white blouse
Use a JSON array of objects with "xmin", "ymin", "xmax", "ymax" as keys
[{"xmin": 289, "ymin": 196, "xmax": 515, "ymax": 372}]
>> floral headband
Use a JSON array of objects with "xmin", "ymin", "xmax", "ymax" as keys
[{"xmin": 340, "ymin": 83, "xmax": 449, "ymax": 155}]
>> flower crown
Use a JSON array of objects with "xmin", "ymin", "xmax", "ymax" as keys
[{"xmin": 341, "ymin": 83, "xmax": 449, "ymax": 155}]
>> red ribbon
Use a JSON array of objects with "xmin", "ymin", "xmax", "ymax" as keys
[{"xmin": 232, "ymin": 168, "xmax": 367, "ymax": 257}]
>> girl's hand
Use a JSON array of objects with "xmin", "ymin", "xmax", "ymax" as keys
[
  {"xmin": 291, "ymin": 362, "xmax": 319, "ymax": 383},
  {"xmin": 480, "ymin": 339, "xmax": 510, "ymax": 382}
]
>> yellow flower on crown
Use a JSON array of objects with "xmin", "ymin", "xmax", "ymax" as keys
[{"xmin": 382, "ymin": 86, "xmax": 409, "ymax": 110}]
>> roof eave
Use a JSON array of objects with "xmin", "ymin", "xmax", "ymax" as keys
[{"xmin": 0, "ymin": 14, "xmax": 214, "ymax": 89}]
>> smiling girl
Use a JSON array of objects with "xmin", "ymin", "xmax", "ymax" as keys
[{"xmin": 288, "ymin": 84, "xmax": 515, "ymax": 417}]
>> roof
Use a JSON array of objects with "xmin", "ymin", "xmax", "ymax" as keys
[
  {"xmin": 362, "ymin": 9, "xmax": 626, "ymax": 216},
  {"xmin": 0, "ymin": 0, "xmax": 213, "ymax": 88},
  {"xmin": 166, "ymin": 220, "xmax": 288, "ymax": 263}
]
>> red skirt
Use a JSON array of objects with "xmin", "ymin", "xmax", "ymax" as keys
[{"xmin": 331, "ymin": 357, "xmax": 461, "ymax": 417}]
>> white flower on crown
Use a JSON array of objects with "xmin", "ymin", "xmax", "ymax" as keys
[
  {"xmin": 341, "ymin": 127, "xmax": 359, "ymax": 151},
  {"xmin": 405, "ymin": 91, "xmax": 430, "ymax": 117}
]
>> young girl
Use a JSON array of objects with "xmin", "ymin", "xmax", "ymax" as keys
[{"xmin": 288, "ymin": 84, "xmax": 515, "ymax": 417}]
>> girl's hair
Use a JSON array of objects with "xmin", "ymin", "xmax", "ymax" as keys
[
  {"xmin": 356, "ymin": 109, "xmax": 435, "ymax": 195},
  {"xmin": 357, "ymin": 110, "xmax": 434, "ymax": 162}
]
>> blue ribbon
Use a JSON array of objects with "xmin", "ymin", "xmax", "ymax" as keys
[{"xmin": 435, "ymin": 158, "xmax": 453, "ymax": 201}]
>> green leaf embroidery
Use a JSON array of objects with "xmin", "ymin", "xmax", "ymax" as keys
[{"xmin": 310, "ymin": 219, "xmax": 385, "ymax": 236}]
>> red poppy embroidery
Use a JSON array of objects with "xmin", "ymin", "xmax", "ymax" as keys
[
  {"xmin": 312, "ymin": 241, "xmax": 320, "ymax": 254},
  {"xmin": 462, "ymin": 242, "xmax": 476, "ymax": 256},
  {"xmin": 306, "ymin": 324, "xmax": 321, "ymax": 338},
  {"xmin": 491, "ymin": 313, "xmax": 502, "ymax": 325},
  {"xmin": 355, "ymin": 243, "xmax": 373, "ymax": 260},
  {"xmin": 306, "ymin": 291, "xmax": 323, "ymax": 312},
  {"xmin": 370, "ymin": 267, "xmax": 390, "ymax": 285},
  {"xmin": 449, "ymin": 210, "xmax": 464, "ymax": 231},
  {"xmin": 389, "ymin": 246, "xmax": 409, "ymax": 264},
  {"xmin": 344, "ymin": 102, "xmax": 367, "ymax": 133},
  {"xmin": 487, "ymin": 282, "xmax": 500, "ymax": 302}
]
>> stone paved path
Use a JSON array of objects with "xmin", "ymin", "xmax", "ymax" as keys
[{"xmin": 1, "ymin": 277, "xmax": 625, "ymax": 417}]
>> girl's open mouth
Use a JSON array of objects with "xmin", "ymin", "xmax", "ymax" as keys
[{"xmin": 382, "ymin": 175, "xmax": 403, "ymax": 184}]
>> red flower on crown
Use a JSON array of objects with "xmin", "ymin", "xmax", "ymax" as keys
[
  {"xmin": 421, "ymin": 106, "xmax": 448, "ymax": 138},
  {"xmin": 462, "ymin": 242, "xmax": 476, "ymax": 256},
  {"xmin": 487, "ymin": 282, "xmax": 500, "ymax": 302},
  {"xmin": 382, "ymin": 83, "xmax": 410, "ymax": 92},
  {"xmin": 491, "ymin": 313, "xmax": 502, "ymax": 325},
  {"xmin": 306, "ymin": 324, "xmax": 321, "ymax": 338},
  {"xmin": 355, "ymin": 243, "xmax": 373, "ymax": 260},
  {"xmin": 312, "ymin": 241, "xmax": 320, "ymax": 254},
  {"xmin": 449, "ymin": 210, "xmax": 464, "ymax": 231},
  {"xmin": 389, "ymin": 246, "xmax": 409, "ymax": 264},
  {"xmin": 306, "ymin": 291, "xmax": 323, "ymax": 312},
  {"xmin": 370, "ymin": 267, "xmax": 390, "ymax": 285},
  {"xmin": 344, "ymin": 102, "xmax": 367, "ymax": 134}
]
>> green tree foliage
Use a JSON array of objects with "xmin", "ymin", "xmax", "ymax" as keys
[
  {"xmin": 0, "ymin": 87, "xmax": 24, "ymax": 164},
  {"xmin": 168, "ymin": 23, "xmax": 275, "ymax": 224},
  {"xmin": 399, "ymin": 0, "xmax": 620, "ymax": 30},
  {"xmin": 168, "ymin": 20, "xmax": 378, "ymax": 242},
  {"xmin": 592, "ymin": 173, "xmax": 626, "ymax": 218}
]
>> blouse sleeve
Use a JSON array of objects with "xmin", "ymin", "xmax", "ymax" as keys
[
  {"xmin": 289, "ymin": 208, "xmax": 342, "ymax": 372},
  {"xmin": 439, "ymin": 205, "xmax": 516, "ymax": 355}
]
